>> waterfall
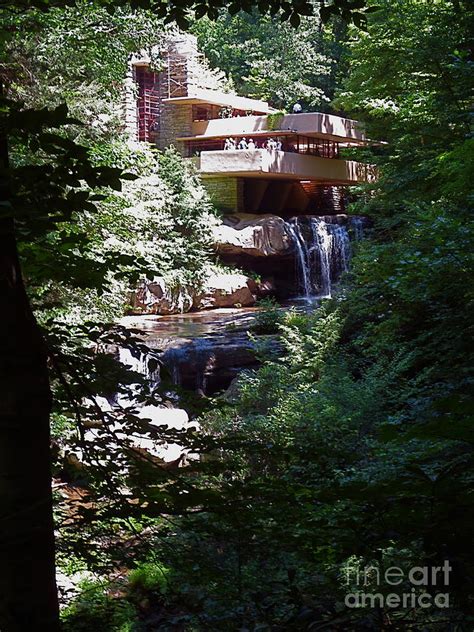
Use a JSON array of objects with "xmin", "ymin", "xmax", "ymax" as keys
[
  {"xmin": 116, "ymin": 340, "xmax": 195, "ymax": 463},
  {"xmin": 286, "ymin": 216, "xmax": 355, "ymax": 300},
  {"xmin": 118, "ymin": 347, "xmax": 147, "ymax": 377},
  {"xmin": 331, "ymin": 224, "xmax": 351, "ymax": 274},
  {"xmin": 118, "ymin": 340, "xmax": 210, "ymax": 392},
  {"xmin": 285, "ymin": 219, "xmax": 313, "ymax": 298},
  {"xmin": 118, "ymin": 347, "xmax": 160, "ymax": 382},
  {"xmin": 161, "ymin": 338, "xmax": 216, "ymax": 393},
  {"xmin": 311, "ymin": 219, "xmax": 332, "ymax": 298}
]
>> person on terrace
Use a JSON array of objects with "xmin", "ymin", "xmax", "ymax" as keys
[
  {"xmin": 247, "ymin": 138, "xmax": 256, "ymax": 149},
  {"xmin": 238, "ymin": 137, "xmax": 248, "ymax": 149}
]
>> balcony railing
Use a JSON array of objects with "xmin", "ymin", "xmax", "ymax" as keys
[
  {"xmin": 195, "ymin": 149, "xmax": 375, "ymax": 185},
  {"xmin": 188, "ymin": 111, "xmax": 366, "ymax": 144},
  {"xmin": 186, "ymin": 136, "xmax": 340, "ymax": 159}
]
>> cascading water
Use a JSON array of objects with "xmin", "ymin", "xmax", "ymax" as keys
[
  {"xmin": 312, "ymin": 219, "xmax": 332, "ymax": 298},
  {"xmin": 113, "ymin": 347, "xmax": 160, "ymax": 408},
  {"xmin": 115, "ymin": 338, "xmax": 196, "ymax": 463},
  {"xmin": 286, "ymin": 216, "xmax": 355, "ymax": 300},
  {"xmin": 285, "ymin": 219, "xmax": 313, "ymax": 298},
  {"xmin": 118, "ymin": 347, "xmax": 155, "ymax": 379},
  {"xmin": 331, "ymin": 223, "xmax": 351, "ymax": 274},
  {"xmin": 161, "ymin": 337, "xmax": 216, "ymax": 393}
]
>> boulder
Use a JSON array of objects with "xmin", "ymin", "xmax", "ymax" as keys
[
  {"xmin": 129, "ymin": 272, "xmax": 257, "ymax": 315},
  {"xmin": 213, "ymin": 213, "xmax": 293, "ymax": 257},
  {"xmin": 159, "ymin": 332, "xmax": 258, "ymax": 394},
  {"xmin": 196, "ymin": 273, "xmax": 256, "ymax": 309},
  {"xmin": 130, "ymin": 277, "xmax": 195, "ymax": 315}
]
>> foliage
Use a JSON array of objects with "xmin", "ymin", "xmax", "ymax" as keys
[
  {"xmin": 266, "ymin": 110, "xmax": 286, "ymax": 130},
  {"xmin": 1, "ymin": 0, "xmax": 375, "ymax": 33},
  {"xmin": 4, "ymin": 5, "xmax": 163, "ymax": 141},
  {"xmin": 128, "ymin": 562, "xmax": 171, "ymax": 594},
  {"xmin": 4, "ymin": 4, "xmax": 219, "ymax": 325},
  {"xmin": 252, "ymin": 297, "xmax": 284, "ymax": 334},
  {"xmin": 61, "ymin": 561, "xmax": 173, "ymax": 631},
  {"xmin": 192, "ymin": 7, "xmax": 349, "ymax": 110},
  {"xmin": 61, "ymin": 579, "xmax": 136, "ymax": 632},
  {"xmin": 1, "ymin": 10, "xmax": 219, "ymax": 629}
]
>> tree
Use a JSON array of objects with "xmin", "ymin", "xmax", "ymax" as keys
[
  {"xmin": 191, "ymin": 8, "xmax": 347, "ymax": 111},
  {"xmin": 0, "ymin": 129, "xmax": 59, "ymax": 630}
]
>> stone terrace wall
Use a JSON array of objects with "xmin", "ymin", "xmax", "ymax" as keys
[
  {"xmin": 158, "ymin": 104, "xmax": 193, "ymax": 155},
  {"xmin": 204, "ymin": 177, "xmax": 244, "ymax": 213}
]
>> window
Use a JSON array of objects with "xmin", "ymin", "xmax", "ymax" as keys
[{"xmin": 135, "ymin": 66, "xmax": 161, "ymax": 142}]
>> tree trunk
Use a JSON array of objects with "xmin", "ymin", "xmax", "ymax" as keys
[{"xmin": 0, "ymin": 130, "xmax": 60, "ymax": 628}]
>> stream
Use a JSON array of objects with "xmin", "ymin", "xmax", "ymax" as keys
[
  {"xmin": 119, "ymin": 307, "xmax": 262, "ymax": 395},
  {"xmin": 114, "ymin": 215, "xmax": 367, "ymax": 461}
]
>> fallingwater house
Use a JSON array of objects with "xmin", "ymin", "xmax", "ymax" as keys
[{"xmin": 126, "ymin": 34, "xmax": 374, "ymax": 309}]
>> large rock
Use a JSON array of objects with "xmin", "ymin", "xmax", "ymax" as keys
[
  {"xmin": 196, "ymin": 273, "xmax": 256, "ymax": 309},
  {"xmin": 129, "ymin": 273, "xmax": 257, "ymax": 315},
  {"xmin": 213, "ymin": 213, "xmax": 293, "ymax": 257},
  {"xmin": 119, "ymin": 310, "xmax": 261, "ymax": 395},
  {"xmin": 159, "ymin": 333, "xmax": 258, "ymax": 394},
  {"xmin": 130, "ymin": 277, "xmax": 195, "ymax": 315}
]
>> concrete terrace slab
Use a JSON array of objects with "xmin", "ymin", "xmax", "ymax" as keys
[
  {"xmin": 163, "ymin": 87, "xmax": 274, "ymax": 114},
  {"xmin": 196, "ymin": 149, "xmax": 374, "ymax": 185},
  {"xmin": 180, "ymin": 111, "xmax": 367, "ymax": 145}
]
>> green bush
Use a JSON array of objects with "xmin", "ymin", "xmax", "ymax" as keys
[
  {"xmin": 252, "ymin": 297, "xmax": 284, "ymax": 334},
  {"xmin": 128, "ymin": 562, "xmax": 171, "ymax": 595},
  {"xmin": 61, "ymin": 580, "xmax": 136, "ymax": 632}
]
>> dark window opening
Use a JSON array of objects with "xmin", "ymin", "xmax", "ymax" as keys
[
  {"xmin": 186, "ymin": 135, "xmax": 340, "ymax": 158},
  {"xmin": 135, "ymin": 66, "xmax": 160, "ymax": 143}
]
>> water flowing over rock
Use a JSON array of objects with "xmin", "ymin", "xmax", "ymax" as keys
[
  {"xmin": 286, "ymin": 216, "xmax": 352, "ymax": 299},
  {"xmin": 130, "ymin": 214, "xmax": 368, "ymax": 313},
  {"xmin": 111, "ymin": 342, "xmax": 197, "ymax": 463},
  {"xmin": 119, "ymin": 310, "xmax": 260, "ymax": 395},
  {"xmin": 214, "ymin": 212, "xmax": 367, "ymax": 300}
]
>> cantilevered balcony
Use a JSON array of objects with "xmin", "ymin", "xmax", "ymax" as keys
[
  {"xmin": 163, "ymin": 87, "xmax": 273, "ymax": 114},
  {"xmin": 182, "ymin": 111, "xmax": 366, "ymax": 145},
  {"xmin": 195, "ymin": 149, "xmax": 375, "ymax": 185}
]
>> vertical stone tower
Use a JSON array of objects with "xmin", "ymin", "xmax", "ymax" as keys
[{"xmin": 124, "ymin": 33, "xmax": 228, "ymax": 154}]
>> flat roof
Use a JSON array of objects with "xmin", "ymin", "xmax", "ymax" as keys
[{"xmin": 163, "ymin": 87, "xmax": 274, "ymax": 114}]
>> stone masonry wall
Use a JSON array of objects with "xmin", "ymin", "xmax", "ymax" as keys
[
  {"xmin": 204, "ymin": 177, "xmax": 244, "ymax": 213},
  {"xmin": 158, "ymin": 103, "xmax": 194, "ymax": 155},
  {"xmin": 124, "ymin": 33, "xmax": 229, "ymax": 149}
]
